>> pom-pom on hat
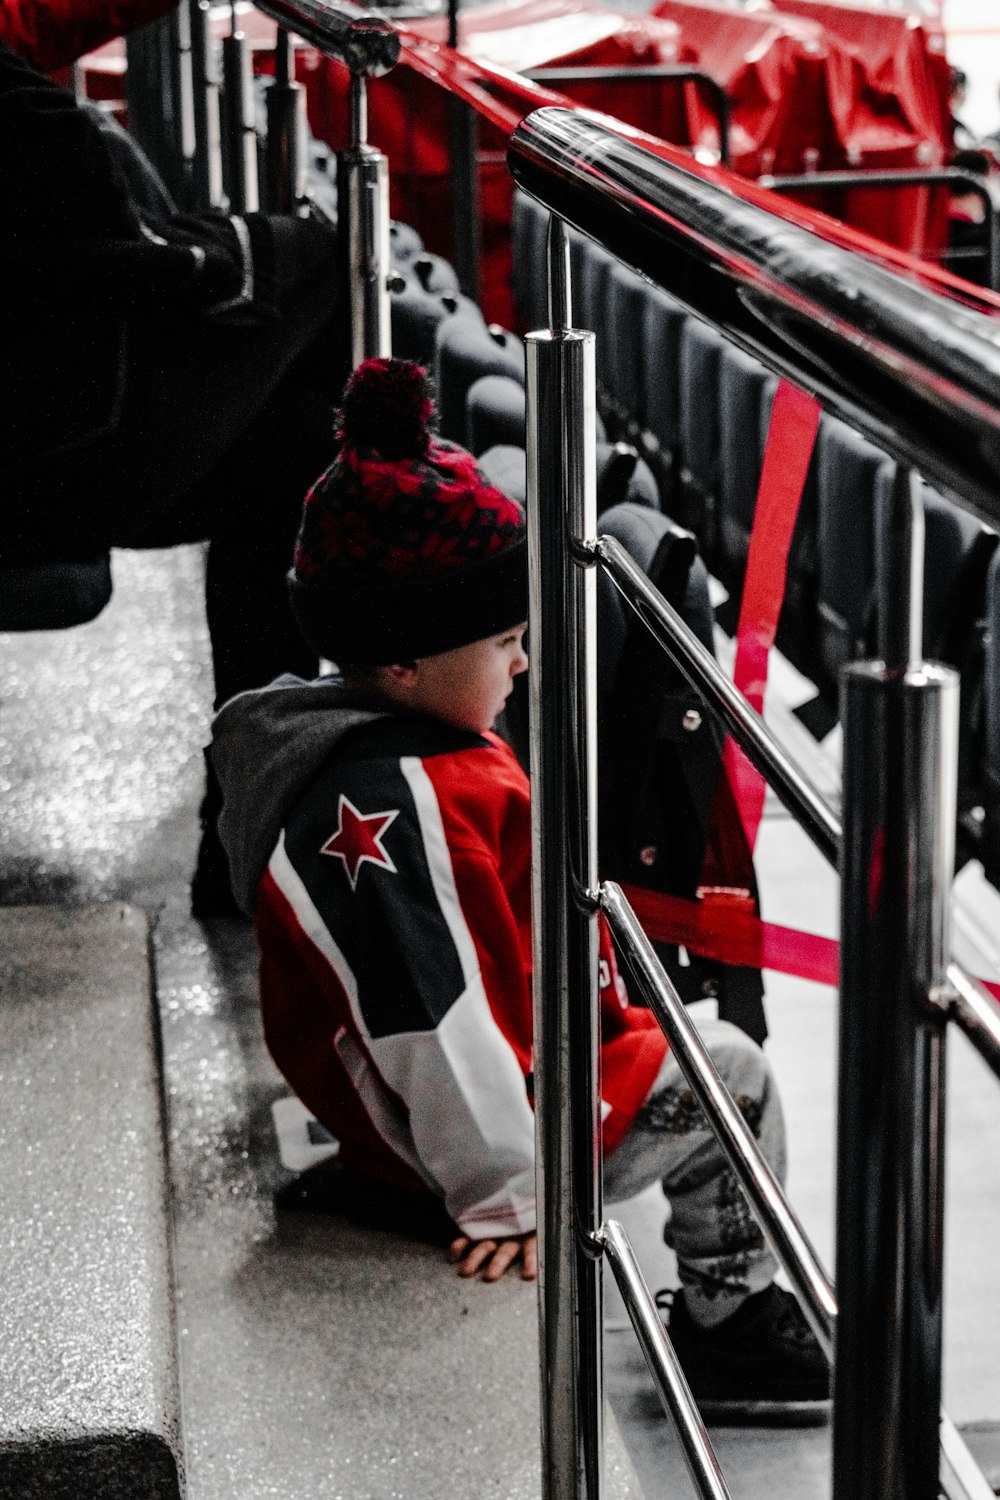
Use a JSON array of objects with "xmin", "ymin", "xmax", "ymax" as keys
[{"xmin": 289, "ymin": 358, "xmax": 527, "ymax": 666}]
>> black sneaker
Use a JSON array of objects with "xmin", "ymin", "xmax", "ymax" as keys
[{"xmin": 661, "ymin": 1284, "xmax": 831, "ymax": 1424}]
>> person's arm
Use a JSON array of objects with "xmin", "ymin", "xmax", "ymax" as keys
[
  {"xmin": 0, "ymin": 0, "xmax": 178, "ymax": 73},
  {"xmin": 290, "ymin": 748, "xmax": 539, "ymax": 1262}
]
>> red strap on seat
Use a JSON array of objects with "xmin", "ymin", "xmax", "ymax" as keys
[
  {"xmin": 705, "ymin": 379, "xmax": 822, "ymax": 876},
  {"xmin": 620, "ymin": 883, "xmax": 1000, "ymax": 1006}
]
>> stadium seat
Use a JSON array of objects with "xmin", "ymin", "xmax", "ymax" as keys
[
  {"xmin": 605, "ymin": 261, "xmax": 650, "ymax": 429},
  {"xmin": 511, "ymin": 189, "xmax": 549, "ymax": 331},
  {"xmin": 814, "ymin": 416, "xmax": 894, "ymax": 690},
  {"xmin": 466, "ymin": 376, "xmax": 607, "ymax": 457},
  {"xmin": 640, "ymin": 286, "xmax": 687, "ymax": 499},
  {"xmin": 388, "ymin": 218, "xmax": 424, "ymax": 265},
  {"xmin": 677, "ymin": 316, "xmax": 726, "ymax": 545},
  {"xmin": 715, "ymin": 344, "xmax": 774, "ymax": 592},
  {"xmin": 409, "ymin": 251, "xmax": 460, "ymax": 295},
  {"xmin": 435, "ymin": 320, "xmax": 525, "ymax": 444},
  {"xmin": 595, "ymin": 501, "xmax": 767, "ymax": 1044},
  {"xmin": 389, "ymin": 271, "xmax": 482, "ymax": 366}
]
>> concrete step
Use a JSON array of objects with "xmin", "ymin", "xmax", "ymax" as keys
[
  {"xmin": 0, "ymin": 904, "xmax": 183, "ymax": 1499},
  {"xmin": 158, "ymin": 910, "xmax": 644, "ymax": 1499}
]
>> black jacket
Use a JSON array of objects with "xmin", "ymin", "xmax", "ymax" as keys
[{"xmin": 0, "ymin": 40, "xmax": 337, "ymax": 558}]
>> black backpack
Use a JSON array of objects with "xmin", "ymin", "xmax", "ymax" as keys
[{"xmin": 596, "ymin": 502, "xmax": 768, "ymax": 1045}]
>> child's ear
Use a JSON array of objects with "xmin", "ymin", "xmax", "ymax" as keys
[{"xmin": 384, "ymin": 661, "xmax": 419, "ymax": 686}]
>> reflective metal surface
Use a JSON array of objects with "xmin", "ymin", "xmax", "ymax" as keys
[
  {"xmin": 526, "ymin": 326, "xmax": 602, "ymax": 1500},
  {"xmin": 508, "ymin": 108, "xmax": 1000, "ymax": 528},
  {"xmin": 600, "ymin": 882, "xmax": 836, "ymax": 1355},
  {"xmin": 339, "ymin": 145, "xmax": 391, "ymax": 366},
  {"xmin": 599, "ymin": 1221, "xmax": 732, "ymax": 1500},
  {"xmin": 254, "ymin": 0, "xmax": 401, "ymax": 76},
  {"xmin": 878, "ymin": 465, "xmax": 925, "ymax": 671},
  {"xmin": 522, "ymin": 66, "xmax": 731, "ymax": 168},
  {"xmin": 547, "ymin": 215, "xmax": 572, "ymax": 331},
  {"xmin": 759, "ymin": 169, "xmax": 1000, "ymax": 293},
  {"xmin": 189, "ymin": 0, "xmax": 223, "ymax": 209},
  {"xmin": 222, "ymin": 28, "xmax": 259, "ymax": 213},
  {"xmin": 835, "ymin": 660, "xmax": 959, "ymax": 1500},
  {"xmin": 947, "ymin": 962, "xmax": 1000, "ymax": 1081},
  {"xmin": 596, "ymin": 535, "xmax": 841, "ymax": 867},
  {"xmin": 265, "ymin": 28, "xmax": 309, "ymax": 215}
]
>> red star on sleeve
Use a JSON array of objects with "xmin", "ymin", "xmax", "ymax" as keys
[{"xmin": 319, "ymin": 795, "xmax": 400, "ymax": 891}]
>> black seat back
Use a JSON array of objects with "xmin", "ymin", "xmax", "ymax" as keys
[{"xmin": 596, "ymin": 502, "xmax": 767, "ymax": 1043}]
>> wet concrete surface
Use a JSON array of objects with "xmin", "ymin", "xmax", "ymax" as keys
[
  {"xmin": 0, "ymin": 545, "xmax": 645, "ymax": 1500},
  {"xmin": 4, "ymin": 543, "xmax": 1000, "ymax": 1498}
]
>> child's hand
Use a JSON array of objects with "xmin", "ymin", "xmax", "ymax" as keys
[{"xmin": 448, "ymin": 1232, "xmax": 538, "ymax": 1282}]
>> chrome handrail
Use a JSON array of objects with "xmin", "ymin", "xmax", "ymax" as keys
[
  {"xmin": 518, "ymin": 108, "xmax": 1000, "ymax": 1500},
  {"xmin": 252, "ymin": 0, "xmax": 400, "ymax": 76},
  {"xmin": 758, "ymin": 167, "xmax": 1000, "ymax": 293},
  {"xmin": 597, "ymin": 531, "xmax": 1000, "ymax": 1088},
  {"xmin": 509, "ymin": 107, "xmax": 1000, "ymax": 530},
  {"xmin": 601, "ymin": 883, "xmax": 837, "ymax": 1354}
]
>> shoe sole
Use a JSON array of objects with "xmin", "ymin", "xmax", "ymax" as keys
[{"xmin": 692, "ymin": 1395, "xmax": 832, "ymax": 1428}]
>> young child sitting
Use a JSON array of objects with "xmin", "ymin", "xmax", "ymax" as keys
[{"xmin": 210, "ymin": 357, "xmax": 828, "ymax": 1421}]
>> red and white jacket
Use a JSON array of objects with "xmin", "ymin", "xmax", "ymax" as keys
[{"xmin": 212, "ymin": 680, "xmax": 668, "ymax": 1239}]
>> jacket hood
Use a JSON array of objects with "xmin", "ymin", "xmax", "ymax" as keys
[{"xmin": 210, "ymin": 674, "xmax": 389, "ymax": 915}]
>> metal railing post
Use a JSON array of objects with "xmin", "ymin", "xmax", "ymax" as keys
[
  {"xmin": 337, "ymin": 72, "xmax": 391, "ymax": 367},
  {"xmin": 834, "ymin": 462, "xmax": 959, "ymax": 1500},
  {"xmin": 446, "ymin": 0, "xmax": 481, "ymax": 300},
  {"xmin": 188, "ymin": 0, "xmax": 224, "ymax": 209},
  {"xmin": 265, "ymin": 26, "xmax": 309, "ymax": 215},
  {"xmin": 527, "ymin": 213, "xmax": 602, "ymax": 1500},
  {"xmin": 222, "ymin": 7, "xmax": 259, "ymax": 213}
]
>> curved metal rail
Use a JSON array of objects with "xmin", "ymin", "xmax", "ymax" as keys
[
  {"xmin": 252, "ymin": 0, "xmax": 400, "ymax": 75},
  {"xmin": 509, "ymin": 107, "xmax": 1000, "ymax": 529}
]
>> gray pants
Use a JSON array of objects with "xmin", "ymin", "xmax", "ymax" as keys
[{"xmin": 604, "ymin": 1019, "xmax": 785, "ymax": 1328}]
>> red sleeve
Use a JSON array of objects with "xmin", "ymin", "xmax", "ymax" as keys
[{"xmin": 0, "ymin": 0, "xmax": 178, "ymax": 72}]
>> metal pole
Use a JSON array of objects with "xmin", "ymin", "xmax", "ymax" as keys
[
  {"xmin": 834, "ymin": 651, "xmax": 958, "ymax": 1500},
  {"xmin": 600, "ymin": 1222, "xmax": 731, "ymax": 1500},
  {"xmin": 265, "ymin": 26, "xmax": 309, "ymax": 214},
  {"xmin": 878, "ymin": 464, "xmax": 925, "ymax": 668},
  {"xmin": 175, "ymin": 0, "xmax": 197, "ymax": 202},
  {"xmin": 222, "ymin": 10, "xmax": 259, "ymax": 213},
  {"xmin": 188, "ymin": 0, "xmax": 224, "ymax": 208},
  {"xmin": 526, "ymin": 216, "xmax": 601, "ymax": 1500},
  {"xmin": 444, "ymin": 0, "xmax": 481, "ymax": 301},
  {"xmin": 600, "ymin": 882, "xmax": 836, "ymax": 1355},
  {"xmin": 337, "ymin": 74, "xmax": 391, "ymax": 368}
]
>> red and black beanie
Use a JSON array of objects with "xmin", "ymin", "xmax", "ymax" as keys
[{"xmin": 289, "ymin": 358, "xmax": 527, "ymax": 666}]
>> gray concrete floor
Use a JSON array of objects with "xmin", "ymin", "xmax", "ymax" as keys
[{"xmin": 3, "ymin": 544, "xmax": 1000, "ymax": 1497}]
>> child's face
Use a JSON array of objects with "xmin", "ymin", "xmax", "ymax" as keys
[{"xmin": 409, "ymin": 625, "xmax": 529, "ymax": 735}]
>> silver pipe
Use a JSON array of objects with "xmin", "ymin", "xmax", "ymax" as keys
[
  {"xmin": 265, "ymin": 30, "xmax": 309, "ymax": 215},
  {"xmin": 834, "ymin": 659, "xmax": 959, "ymax": 1500},
  {"xmin": 600, "ymin": 1221, "xmax": 732, "ymax": 1500},
  {"xmin": 222, "ymin": 28, "xmax": 259, "ymax": 213},
  {"xmin": 879, "ymin": 465, "xmax": 925, "ymax": 670},
  {"xmin": 596, "ymin": 535, "xmax": 1000, "ymax": 1095},
  {"xmin": 947, "ymin": 962, "xmax": 1000, "ymax": 1079},
  {"xmin": 600, "ymin": 882, "xmax": 837, "ymax": 1354},
  {"xmin": 189, "ymin": 0, "xmax": 224, "ymax": 208},
  {"xmin": 547, "ymin": 214, "xmax": 572, "ymax": 331},
  {"xmin": 940, "ymin": 1412, "xmax": 1000, "ymax": 1500},
  {"xmin": 338, "ymin": 146, "xmax": 391, "ymax": 365},
  {"xmin": 526, "ymin": 324, "xmax": 602, "ymax": 1500},
  {"xmin": 175, "ymin": 0, "xmax": 196, "ymax": 172},
  {"xmin": 595, "ymin": 535, "xmax": 842, "ymax": 866},
  {"xmin": 350, "ymin": 72, "xmax": 368, "ymax": 147},
  {"xmin": 253, "ymin": 0, "xmax": 400, "ymax": 77}
]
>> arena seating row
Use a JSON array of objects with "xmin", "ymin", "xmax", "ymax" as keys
[{"xmin": 435, "ymin": 188, "xmax": 1000, "ymax": 883}]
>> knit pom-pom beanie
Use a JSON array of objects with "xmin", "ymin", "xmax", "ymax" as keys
[{"xmin": 289, "ymin": 358, "xmax": 527, "ymax": 665}]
